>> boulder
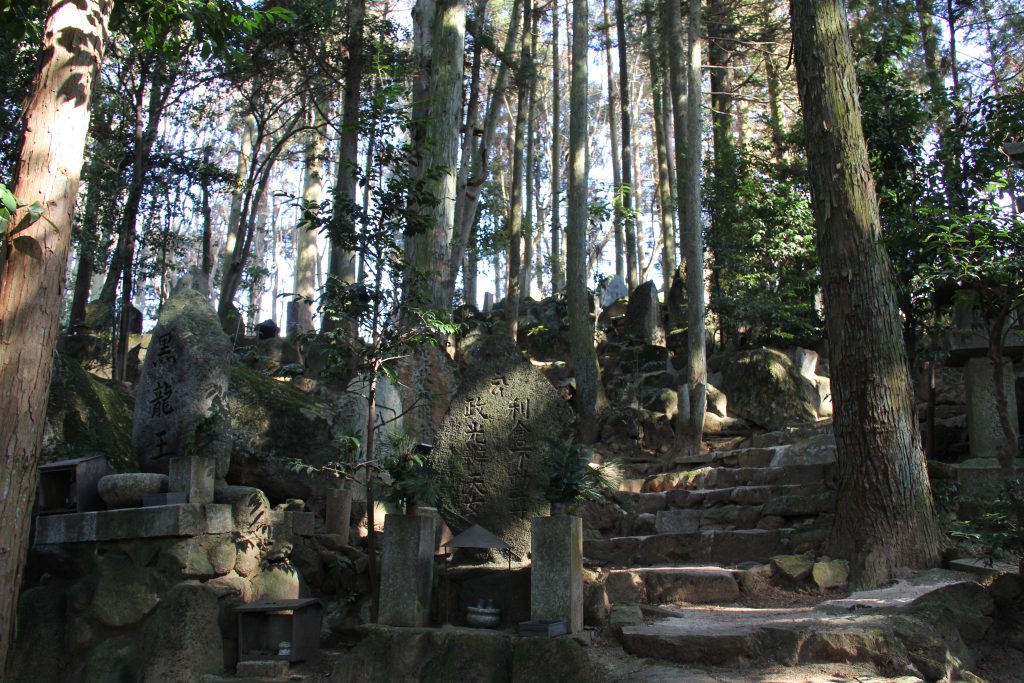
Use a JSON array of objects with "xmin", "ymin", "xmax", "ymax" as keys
[
  {"xmin": 600, "ymin": 275, "xmax": 629, "ymax": 307},
  {"xmin": 770, "ymin": 554, "xmax": 814, "ymax": 583},
  {"xmin": 718, "ymin": 349, "xmax": 818, "ymax": 430},
  {"xmin": 90, "ymin": 554, "xmax": 162, "ymax": 627},
  {"xmin": 812, "ymin": 560, "xmax": 850, "ymax": 589},
  {"xmin": 8, "ymin": 585, "xmax": 70, "ymax": 683},
  {"xmin": 394, "ymin": 344, "xmax": 458, "ymax": 444},
  {"xmin": 140, "ymin": 582, "xmax": 223, "ymax": 682},
  {"xmin": 43, "ymin": 353, "xmax": 136, "ymax": 471}
]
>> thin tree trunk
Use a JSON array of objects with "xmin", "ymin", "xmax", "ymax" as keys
[
  {"xmin": 201, "ymin": 145, "xmax": 214, "ymax": 281},
  {"xmin": 449, "ymin": 20, "xmax": 483, "ymax": 298},
  {"xmin": 450, "ymin": 0, "xmax": 523, "ymax": 289},
  {"xmin": 645, "ymin": 2, "xmax": 676, "ymax": 295},
  {"xmin": 665, "ymin": 0, "xmax": 688, "ymax": 280},
  {"xmin": 569, "ymin": 0, "xmax": 608, "ymax": 442},
  {"xmin": 616, "ymin": 0, "xmax": 638, "ymax": 290},
  {"xmin": 522, "ymin": 7, "xmax": 539, "ymax": 301},
  {"xmin": 292, "ymin": 110, "xmax": 326, "ymax": 335},
  {"xmin": 0, "ymin": 0, "xmax": 112, "ymax": 666},
  {"xmin": 791, "ymin": 0, "xmax": 942, "ymax": 588},
  {"xmin": 549, "ymin": 0, "xmax": 565, "ymax": 294},
  {"xmin": 505, "ymin": 0, "xmax": 532, "ymax": 337},
  {"xmin": 603, "ymin": 0, "xmax": 625, "ymax": 280}
]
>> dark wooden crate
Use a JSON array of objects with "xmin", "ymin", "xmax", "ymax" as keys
[{"xmin": 235, "ymin": 598, "xmax": 322, "ymax": 663}]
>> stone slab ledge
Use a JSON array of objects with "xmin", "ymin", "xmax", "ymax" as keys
[{"xmin": 35, "ymin": 503, "xmax": 233, "ymax": 544}]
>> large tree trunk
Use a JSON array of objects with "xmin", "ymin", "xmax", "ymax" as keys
[
  {"xmin": 407, "ymin": 0, "xmax": 466, "ymax": 310},
  {"xmin": 676, "ymin": 0, "xmax": 706, "ymax": 455},
  {"xmin": 0, "ymin": 0, "xmax": 112, "ymax": 666},
  {"xmin": 791, "ymin": 0, "xmax": 942, "ymax": 589},
  {"xmin": 326, "ymin": 0, "xmax": 365, "ymax": 316},
  {"xmin": 569, "ymin": 0, "xmax": 608, "ymax": 442},
  {"xmin": 521, "ymin": 7, "xmax": 539, "ymax": 301}
]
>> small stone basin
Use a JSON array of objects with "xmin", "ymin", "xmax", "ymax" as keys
[{"xmin": 98, "ymin": 473, "xmax": 169, "ymax": 509}]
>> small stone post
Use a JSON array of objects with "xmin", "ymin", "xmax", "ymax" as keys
[
  {"xmin": 530, "ymin": 515, "xmax": 583, "ymax": 633},
  {"xmin": 326, "ymin": 488, "xmax": 353, "ymax": 543},
  {"xmin": 168, "ymin": 456, "xmax": 214, "ymax": 504},
  {"xmin": 378, "ymin": 513, "xmax": 436, "ymax": 626}
]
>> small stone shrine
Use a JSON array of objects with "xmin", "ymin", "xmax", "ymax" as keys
[
  {"xmin": 431, "ymin": 334, "xmax": 574, "ymax": 558},
  {"xmin": 133, "ymin": 282, "xmax": 234, "ymax": 480}
]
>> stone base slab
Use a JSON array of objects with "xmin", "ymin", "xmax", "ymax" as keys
[{"xmin": 35, "ymin": 504, "xmax": 233, "ymax": 544}]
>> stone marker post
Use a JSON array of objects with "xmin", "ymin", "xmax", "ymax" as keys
[
  {"xmin": 168, "ymin": 456, "xmax": 215, "ymax": 504},
  {"xmin": 378, "ymin": 513, "xmax": 436, "ymax": 627},
  {"xmin": 530, "ymin": 515, "xmax": 583, "ymax": 633},
  {"xmin": 326, "ymin": 488, "xmax": 353, "ymax": 543}
]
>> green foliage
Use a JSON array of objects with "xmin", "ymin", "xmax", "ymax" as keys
[
  {"xmin": 705, "ymin": 149, "xmax": 821, "ymax": 345},
  {"xmin": 0, "ymin": 182, "xmax": 48, "ymax": 241},
  {"xmin": 950, "ymin": 480, "xmax": 1024, "ymax": 562},
  {"xmin": 374, "ymin": 432, "xmax": 440, "ymax": 512},
  {"xmin": 544, "ymin": 440, "xmax": 621, "ymax": 506}
]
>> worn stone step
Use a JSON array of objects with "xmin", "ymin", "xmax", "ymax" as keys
[
  {"xmin": 604, "ymin": 566, "xmax": 742, "ymax": 605},
  {"xmin": 665, "ymin": 484, "xmax": 826, "ymax": 509},
  {"xmin": 619, "ymin": 570, "xmax": 991, "ymax": 681},
  {"xmin": 655, "ymin": 505, "xmax": 764, "ymax": 533},
  {"xmin": 584, "ymin": 529, "xmax": 792, "ymax": 567},
  {"xmin": 621, "ymin": 463, "xmax": 835, "ymax": 494}
]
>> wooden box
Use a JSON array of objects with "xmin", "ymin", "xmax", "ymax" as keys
[
  {"xmin": 37, "ymin": 455, "xmax": 109, "ymax": 514},
  {"xmin": 236, "ymin": 599, "xmax": 322, "ymax": 663}
]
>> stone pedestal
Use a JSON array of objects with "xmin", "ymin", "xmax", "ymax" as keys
[
  {"xmin": 169, "ymin": 456, "xmax": 215, "ymax": 504},
  {"xmin": 964, "ymin": 357, "xmax": 1019, "ymax": 462},
  {"xmin": 530, "ymin": 515, "xmax": 583, "ymax": 634},
  {"xmin": 378, "ymin": 514, "xmax": 436, "ymax": 626},
  {"xmin": 326, "ymin": 488, "xmax": 353, "ymax": 542}
]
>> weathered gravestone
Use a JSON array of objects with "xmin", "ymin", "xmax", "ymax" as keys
[
  {"xmin": 133, "ymin": 284, "xmax": 233, "ymax": 479},
  {"xmin": 394, "ymin": 344, "xmax": 458, "ymax": 445},
  {"xmin": 625, "ymin": 281, "xmax": 666, "ymax": 346},
  {"xmin": 431, "ymin": 334, "xmax": 574, "ymax": 558}
]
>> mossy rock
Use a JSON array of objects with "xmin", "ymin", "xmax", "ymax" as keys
[
  {"xmin": 226, "ymin": 364, "xmax": 340, "ymax": 502},
  {"xmin": 510, "ymin": 637, "xmax": 595, "ymax": 683},
  {"xmin": 718, "ymin": 348, "xmax": 818, "ymax": 430},
  {"xmin": 43, "ymin": 353, "xmax": 135, "ymax": 471}
]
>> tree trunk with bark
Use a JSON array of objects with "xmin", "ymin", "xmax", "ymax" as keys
[
  {"xmin": 603, "ymin": 0, "xmax": 625, "ymax": 281},
  {"xmin": 644, "ymin": 0, "xmax": 676, "ymax": 295},
  {"xmin": 616, "ymin": 0, "xmax": 638, "ymax": 291},
  {"xmin": 0, "ymin": 0, "xmax": 112, "ymax": 666},
  {"xmin": 569, "ymin": 0, "xmax": 608, "ymax": 442},
  {"xmin": 676, "ymin": 0, "xmax": 706, "ymax": 455},
  {"xmin": 505, "ymin": 0, "xmax": 532, "ymax": 337},
  {"xmin": 791, "ymin": 0, "xmax": 942, "ymax": 588},
  {"xmin": 292, "ymin": 110, "xmax": 326, "ymax": 335},
  {"xmin": 407, "ymin": 0, "xmax": 466, "ymax": 311},
  {"xmin": 549, "ymin": 0, "xmax": 565, "ymax": 294}
]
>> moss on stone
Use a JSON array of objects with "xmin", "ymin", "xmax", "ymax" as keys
[{"xmin": 45, "ymin": 353, "xmax": 135, "ymax": 471}]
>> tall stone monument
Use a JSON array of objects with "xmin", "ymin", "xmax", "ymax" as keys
[
  {"xmin": 431, "ymin": 334, "xmax": 575, "ymax": 558},
  {"xmin": 133, "ymin": 283, "xmax": 233, "ymax": 480}
]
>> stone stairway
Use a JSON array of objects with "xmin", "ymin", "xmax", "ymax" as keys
[
  {"xmin": 583, "ymin": 427, "xmax": 838, "ymax": 568},
  {"xmin": 613, "ymin": 569, "xmax": 999, "ymax": 682}
]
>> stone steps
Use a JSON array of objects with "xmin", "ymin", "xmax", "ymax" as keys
[
  {"xmin": 617, "ymin": 570, "xmax": 992, "ymax": 681},
  {"xmin": 604, "ymin": 566, "xmax": 743, "ymax": 605},
  {"xmin": 585, "ymin": 529, "xmax": 800, "ymax": 567}
]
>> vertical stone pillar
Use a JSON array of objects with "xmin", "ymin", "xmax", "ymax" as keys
[
  {"xmin": 326, "ymin": 488, "xmax": 353, "ymax": 542},
  {"xmin": 964, "ymin": 356, "xmax": 1019, "ymax": 462},
  {"xmin": 378, "ymin": 514, "xmax": 436, "ymax": 626},
  {"xmin": 530, "ymin": 515, "xmax": 583, "ymax": 633},
  {"xmin": 168, "ymin": 456, "xmax": 215, "ymax": 504}
]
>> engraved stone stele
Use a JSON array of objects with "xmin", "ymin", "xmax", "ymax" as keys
[
  {"xmin": 431, "ymin": 334, "xmax": 575, "ymax": 559},
  {"xmin": 133, "ymin": 286, "xmax": 233, "ymax": 479},
  {"xmin": 394, "ymin": 344, "xmax": 458, "ymax": 445}
]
